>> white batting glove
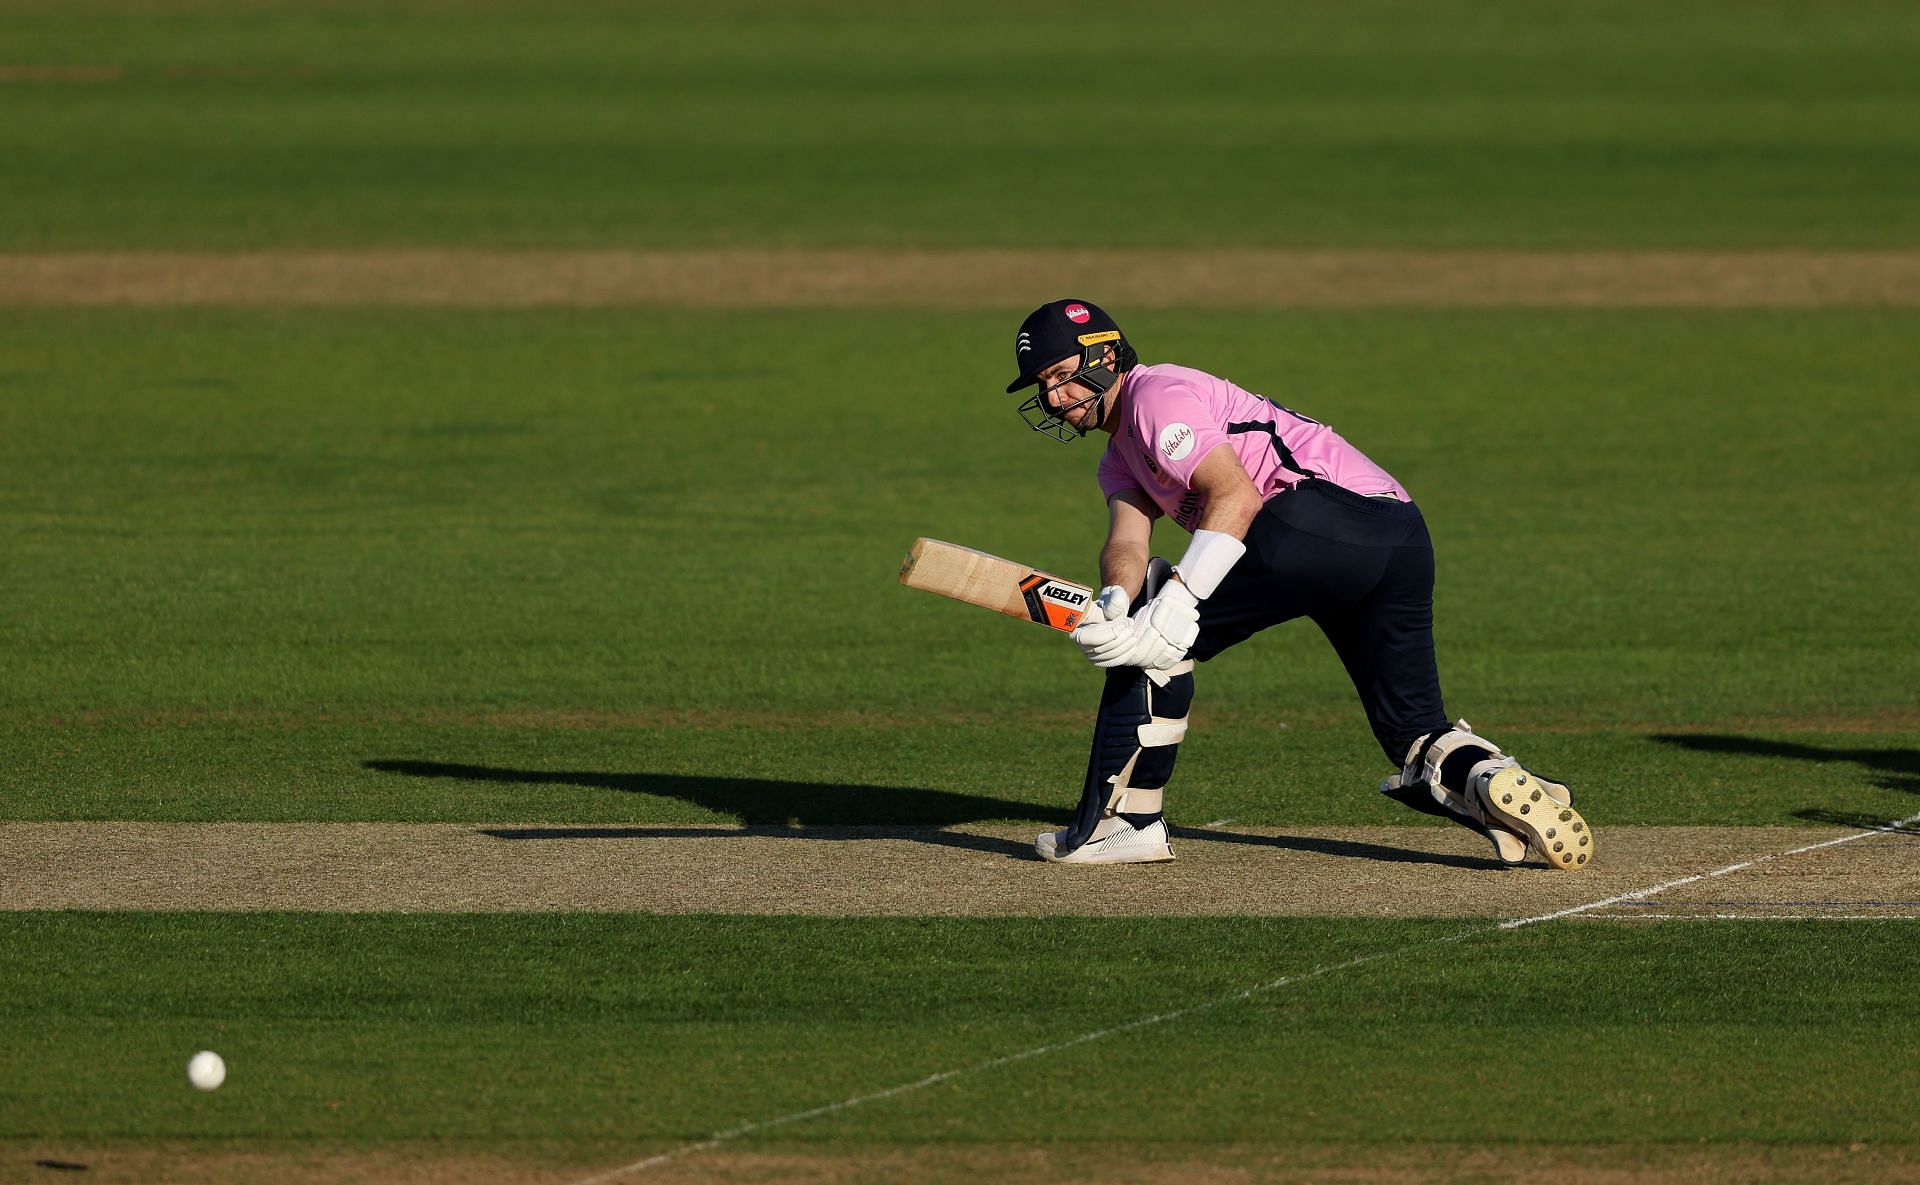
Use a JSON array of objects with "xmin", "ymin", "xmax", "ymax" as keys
[
  {"xmin": 1114, "ymin": 579, "xmax": 1201, "ymax": 670},
  {"xmin": 1070, "ymin": 585, "xmax": 1136, "ymax": 667}
]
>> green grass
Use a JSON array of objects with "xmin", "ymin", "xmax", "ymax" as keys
[
  {"xmin": 3, "ymin": 913, "xmax": 1916, "ymax": 1148},
  {"xmin": 4, "ymin": 2, "xmax": 1915, "ymax": 1174},
  {"xmin": 3, "ymin": 308, "xmax": 1916, "ymax": 826},
  {"xmin": 2, "ymin": 0, "xmax": 1919, "ymax": 248}
]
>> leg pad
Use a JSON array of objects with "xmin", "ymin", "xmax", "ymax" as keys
[
  {"xmin": 1056, "ymin": 660, "xmax": 1194, "ymax": 854},
  {"xmin": 1395, "ymin": 721, "xmax": 1588, "ymax": 868}
]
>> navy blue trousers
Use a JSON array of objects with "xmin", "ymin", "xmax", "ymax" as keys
[{"xmin": 1191, "ymin": 479, "xmax": 1450, "ymax": 765}]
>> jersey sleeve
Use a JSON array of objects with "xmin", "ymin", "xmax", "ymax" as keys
[
  {"xmin": 1133, "ymin": 381, "xmax": 1229, "ymax": 490},
  {"xmin": 1096, "ymin": 443, "xmax": 1147, "ymax": 505}
]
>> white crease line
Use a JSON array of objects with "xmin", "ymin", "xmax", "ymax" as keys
[
  {"xmin": 565, "ymin": 941, "xmax": 1448, "ymax": 1185},
  {"xmin": 567, "ymin": 809, "xmax": 1920, "ymax": 1185},
  {"xmin": 1500, "ymin": 811, "xmax": 1920, "ymax": 930}
]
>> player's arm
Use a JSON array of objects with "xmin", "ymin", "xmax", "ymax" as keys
[
  {"xmin": 1100, "ymin": 444, "xmax": 1256, "ymax": 670},
  {"xmin": 1185, "ymin": 443, "xmax": 1263, "ymax": 543},
  {"xmin": 1069, "ymin": 490, "xmax": 1157, "ymax": 667},
  {"xmin": 1100, "ymin": 488, "xmax": 1157, "ymax": 601}
]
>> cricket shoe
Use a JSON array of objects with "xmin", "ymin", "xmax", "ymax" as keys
[
  {"xmin": 1380, "ymin": 773, "xmax": 1530, "ymax": 866},
  {"xmin": 1035, "ymin": 815, "xmax": 1174, "ymax": 865},
  {"xmin": 1471, "ymin": 763, "xmax": 1593, "ymax": 870}
]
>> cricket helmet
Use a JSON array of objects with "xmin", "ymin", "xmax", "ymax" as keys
[{"xmin": 1006, "ymin": 298, "xmax": 1139, "ymax": 442}]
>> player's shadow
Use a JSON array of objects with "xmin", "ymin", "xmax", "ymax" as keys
[
  {"xmin": 1650, "ymin": 734, "xmax": 1920, "ymax": 829},
  {"xmin": 363, "ymin": 760, "xmax": 1506, "ymax": 866},
  {"xmin": 360, "ymin": 759, "xmax": 1065, "ymax": 857},
  {"xmin": 1177, "ymin": 827, "xmax": 1509, "ymax": 871}
]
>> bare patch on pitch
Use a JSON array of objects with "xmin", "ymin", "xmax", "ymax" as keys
[
  {"xmin": 7, "ymin": 1140, "xmax": 1916, "ymax": 1185},
  {"xmin": 1573, "ymin": 825, "xmax": 1920, "ymax": 921},
  {"xmin": 1, "ymin": 1142, "xmax": 568, "ymax": 1185},
  {"xmin": 607, "ymin": 1142, "xmax": 1920, "ymax": 1185},
  {"xmin": 4, "ymin": 250, "xmax": 1920, "ymax": 307},
  {"xmin": 3, "ymin": 822, "xmax": 1913, "ymax": 919}
]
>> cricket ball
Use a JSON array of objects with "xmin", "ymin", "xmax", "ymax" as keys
[{"xmin": 186, "ymin": 1051, "xmax": 226, "ymax": 1091}]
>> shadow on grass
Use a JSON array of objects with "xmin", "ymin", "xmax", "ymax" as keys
[
  {"xmin": 1650, "ymin": 734, "xmax": 1920, "ymax": 829},
  {"xmin": 361, "ymin": 759, "xmax": 1066, "ymax": 858}
]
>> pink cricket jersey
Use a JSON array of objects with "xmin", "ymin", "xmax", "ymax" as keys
[{"xmin": 1096, "ymin": 363, "xmax": 1409, "ymax": 529}]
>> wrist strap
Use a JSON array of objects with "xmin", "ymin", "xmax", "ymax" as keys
[{"xmin": 1173, "ymin": 529, "xmax": 1246, "ymax": 600}]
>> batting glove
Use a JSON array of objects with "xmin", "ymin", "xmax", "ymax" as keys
[
  {"xmin": 1113, "ymin": 579, "xmax": 1201, "ymax": 671},
  {"xmin": 1070, "ymin": 585, "xmax": 1136, "ymax": 667}
]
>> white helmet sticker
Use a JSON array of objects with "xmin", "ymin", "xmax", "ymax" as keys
[{"xmin": 1159, "ymin": 422, "xmax": 1195, "ymax": 462}]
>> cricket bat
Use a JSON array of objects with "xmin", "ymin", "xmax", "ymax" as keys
[{"xmin": 898, "ymin": 537, "xmax": 1094, "ymax": 633}]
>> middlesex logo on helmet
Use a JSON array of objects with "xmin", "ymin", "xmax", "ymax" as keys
[{"xmin": 1063, "ymin": 304, "xmax": 1091, "ymax": 324}]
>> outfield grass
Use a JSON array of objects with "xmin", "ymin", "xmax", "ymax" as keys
[
  {"xmin": 3, "ymin": 308, "xmax": 1915, "ymax": 826},
  {"xmin": 3, "ymin": 913, "xmax": 1916, "ymax": 1150},
  {"xmin": 5, "ymin": 3, "xmax": 1917, "ymax": 1175},
  {"xmin": 2, "ymin": 0, "xmax": 1919, "ymax": 249}
]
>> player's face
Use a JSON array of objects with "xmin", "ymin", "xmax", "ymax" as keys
[{"xmin": 1035, "ymin": 352, "xmax": 1106, "ymax": 432}]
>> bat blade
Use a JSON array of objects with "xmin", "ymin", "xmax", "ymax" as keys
[{"xmin": 899, "ymin": 537, "xmax": 1093, "ymax": 633}]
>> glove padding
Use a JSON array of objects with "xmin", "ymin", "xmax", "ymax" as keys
[
  {"xmin": 1110, "ymin": 579, "xmax": 1200, "ymax": 670},
  {"xmin": 1069, "ymin": 585, "xmax": 1136, "ymax": 667}
]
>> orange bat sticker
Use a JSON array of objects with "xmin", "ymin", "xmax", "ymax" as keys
[{"xmin": 1018, "ymin": 574, "xmax": 1090, "ymax": 632}]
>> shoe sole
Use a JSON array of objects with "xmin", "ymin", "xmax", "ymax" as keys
[{"xmin": 1478, "ymin": 767, "xmax": 1593, "ymax": 869}]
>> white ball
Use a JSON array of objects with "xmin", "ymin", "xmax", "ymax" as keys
[{"xmin": 186, "ymin": 1051, "xmax": 226, "ymax": 1091}]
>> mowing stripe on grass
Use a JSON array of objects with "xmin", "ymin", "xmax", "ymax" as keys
[
  {"xmin": 5, "ymin": 250, "xmax": 1920, "ymax": 308},
  {"xmin": 569, "ymin": 809, "xmax": 1920, "ymax": 1183},
  {"xmin": 567, "ymin": 946, "xmax": 1421, "ymax": 1185}
]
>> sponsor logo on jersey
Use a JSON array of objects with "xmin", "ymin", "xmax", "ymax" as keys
[
  {"xmin": 1064, "ymin": 304, "xmax": 1091, "ymax": 324},
  {"xmin": 1159, "ymin": 422, "xmax": 1195, "ymax": 461}
]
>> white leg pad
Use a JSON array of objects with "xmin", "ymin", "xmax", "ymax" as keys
[
  {"xmin": 1415, "ymin": 719, "xmax": 1509, "ymax": 793},
  {"xmin": 1138, "ymin": 719, "xmax": 1188, "ymax": 747},
  {"xmin": 1144, "ymin": 658, "xmax": 1195, "ymax": 688},
  {"xmin": 1396, "ymin": 721, "xmax": 1529, "ymax": 865}
]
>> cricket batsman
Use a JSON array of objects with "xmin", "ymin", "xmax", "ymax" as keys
[{"xmin": 1005, "ymin": 298, "xmax": 1591, "ymax": 869}]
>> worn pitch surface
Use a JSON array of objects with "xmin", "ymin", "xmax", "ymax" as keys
[
  {"xmin": 4, "ymin": 822, "xmax": 1914, "ymax": 919},
  {"xmin": 4, "ymin": 1141, "xmax": 1919, "ymax": 1185}
]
